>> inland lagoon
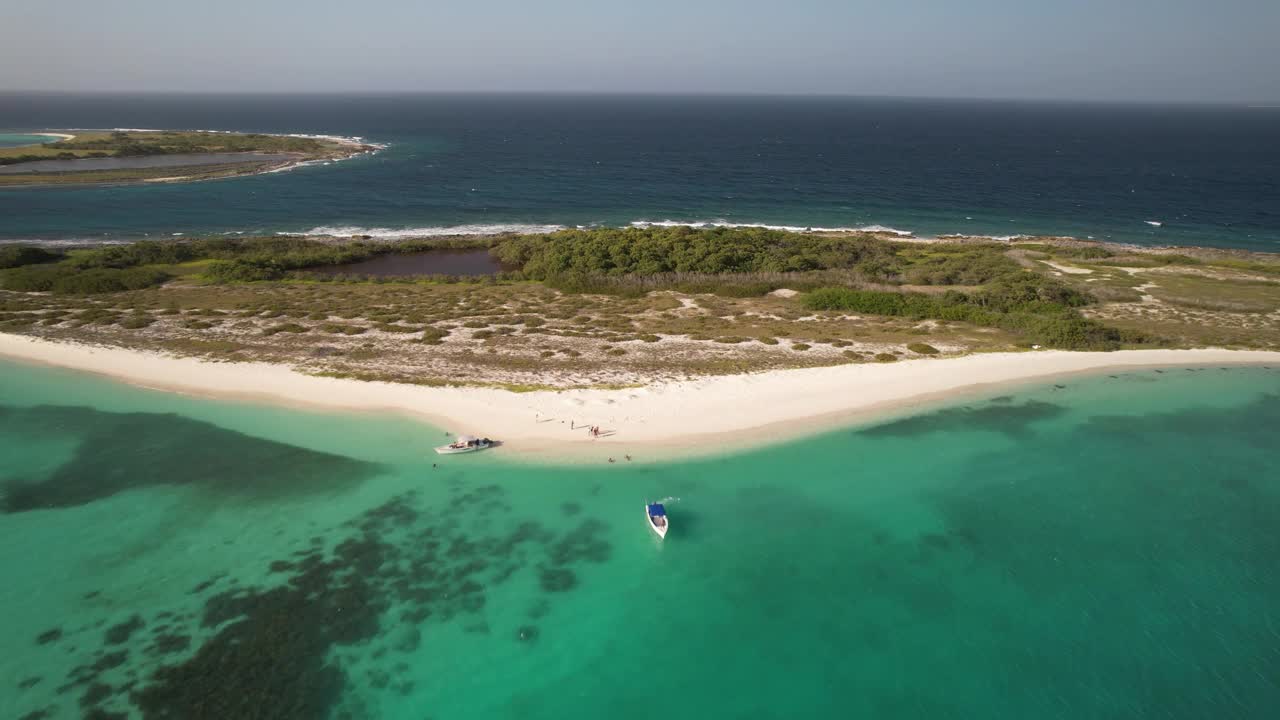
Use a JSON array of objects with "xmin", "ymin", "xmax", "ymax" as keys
[
  {"xmin": 310, "ymin": 248, "xmax": 508, "ymax": 278},
  {"xmin": 2, "ymin": 359, "xmax": 1278, "ymax": 719}
]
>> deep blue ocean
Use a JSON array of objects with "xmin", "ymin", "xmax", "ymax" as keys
[{"xmin": 0, "ymin": 93, "xmax": 1277, "ymax": 250}]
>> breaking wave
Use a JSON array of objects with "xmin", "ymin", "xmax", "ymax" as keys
[
  {"xmin": 281, "ymin": 224, "xmax": 568, "ymax": 239},
  {"xmin": 627, "ymin": 219, "xmax": 915, "ymax": 236}
]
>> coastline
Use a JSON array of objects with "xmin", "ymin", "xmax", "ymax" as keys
[
  {"xmin": 2, "ymin": 332, "xmax": 1276, "ymax": 463},
  {"xmin": 0, "ymin": 129, "xmax": 384, "ymax": 189}
]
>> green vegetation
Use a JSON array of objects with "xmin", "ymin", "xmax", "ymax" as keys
[
  {"xmin": 494, "ymin": 226, "xmax": 898, "ymax": 276},
  {"xmin": 1014, "ymin": 243, "xmax": 1114, "ymax": 259},
  {"xmin": 2, "ymin": 229, "xmax": 1277, "ymax": 388},
  {"xmin": 420, "ymin": 326, "xmax": 450, "ymax": 344},
  {"xmin": 1144, "ymin": 275, "xmax": 1280, "ymax": 314},
  {"xmin": 490, "ymin": 227, "xmax": 1036, "ymax": 297},
  {"xmin": 801, "ymin": 275, "xmax": 1146, "ymax": 351},
  {"xmin": 0, "ymin": 237, "xmax": 497, "ymax": 293},
  {"xmin": 119, "ymin": 314, "xmax": 156, "ymax": 329},
  {"xmin": 263, "ymin": 323, "xmax": 308, "ymax": 336},
  {"xmin": 895, "ymin": 246, "xmax": 1021, "ymax": 285},
  {"xmin": 0, "ymin": 131, "xmax": 333, "ymax": 166},
  {"xmin": 0, "ymin": 263, "xmax": 169, "ymax": 294},
  {"xmin": 0, "ymin": 245, "xmax": 62, "ymax": 269}
]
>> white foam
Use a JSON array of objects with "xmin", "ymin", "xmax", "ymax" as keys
[
  {"xmin": 1145, "ymin": 220, "xmax": 1163, "ymax": 227},
  {"xmin": 283, "ymin": 224, "xmax": 567, "ymax": 239},
  {"xmin": 628, "ymin": 219, "xmax": 914, "ymax": 236},
  {"xmin": 92, "ymin": 127, "xmax": 390, "ymax": 152},
  {"xmin": 0, "ymin": 238, "xmax": 130, "ymax": 247},
  {"xmin": 936, "ymin": 233, "xmax": 1033, "ymax": 242}
]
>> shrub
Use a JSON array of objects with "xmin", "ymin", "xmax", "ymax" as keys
[
  {"xmin": 322, "ymin": 323, "xmax": 367, "ymax": 335},
  {"xmin": 605, "ymin": 347, "xmax": 626, "ymax": 356},
  {"xmin": 495, "ymin": 226, "xmax": 899, "ymax": 278},
  {"xmin": 875, "ymin": 353, "xmax": 898, "ymax": 362},
  {"xmin": 901, "ymin": 248, "xmax": 1020, "ymax": 285},
  {"xmin": 4, "ymin": 265, "xmax": 173, "ymax": 295},
  {"xmin": 1, "ymin": 264, "xmax": 68, "ymax": 291},
  {"xmin": 76, "ymin": 308, "xmax": 118, "ymax": 323},
  {"xmin": 907, "ymin": 342, "xmax": 939, "ymax": 355},
  {"xmin": 57, "ymin": 268, "xmax": 168, "ymax": 295},
  {"xmin": 66, "ymin": 240, "xmax": 198, "ymax": 269},
  {"xmin": 801, "ymin": 282, "xmax": 1132, "ymax": 351},
  {"xmin": 0, "ymin": 316, "xmax": 37, "ymax": 329},
  {"xmin": 0, "ymin": 245, "xmax": 61, "ymax": 269},
  {"xmin": 1067, "ymin": 246, "xmax": 1113, "ymax": 259},
  {"xmin": 119, "ymin": 314, "xmax": 156, "ymax": 329},
  {"xmin": 205, "ymin": 259, "xmax": 285, "ymax": 282},
  {"xmin": 263, "ymin": 323, "xmax": 308, "ymax": 335},
  {"xmin": 791, "ymin": 343, "xmax": 812, "ymax": 352},
  {"xmin": 374, "ymin": 323, "xmax": 420, "ymax": 333}
]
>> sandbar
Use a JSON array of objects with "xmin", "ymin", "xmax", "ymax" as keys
[{"xmin": 0, "ymin": 333, "xmax": 1276, "ymax": 463}]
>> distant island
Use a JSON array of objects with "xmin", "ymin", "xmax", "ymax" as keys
[{"xmin": 0, "ymin": 130, "xmax": 380, "ymax": 187}]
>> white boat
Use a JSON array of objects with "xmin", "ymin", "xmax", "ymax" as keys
[
  {"xmin": 434, "ymin": 434, "xmax": 494, "ymax": 455},
  {"xmin": 646, "ymin": 503, "xmax": 668, "ymax": 539}
]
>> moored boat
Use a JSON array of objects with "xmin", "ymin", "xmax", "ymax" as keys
[
  {"xmin": 434, "ymin": 434, "xmax": 494, "ymax": 455},
  {"xmin": 646, "ymin": 503, "xmax": 668, "ymax": 539}
]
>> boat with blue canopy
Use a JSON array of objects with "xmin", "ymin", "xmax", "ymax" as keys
[{"xmin": 646, "ymin": 502, "xmax": 668, "ymax": 539}]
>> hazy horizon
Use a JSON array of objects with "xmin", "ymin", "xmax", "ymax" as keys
[
  {"xmin": 1, "ymin": 90, "xmax": 1276, "ymax": 108},
  {"xmin": 3, "ymin": 0, "xmax": 1278, "ymax": 104}
]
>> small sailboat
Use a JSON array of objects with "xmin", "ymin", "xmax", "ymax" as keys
[
  {"xmin": 646, "ymin": 502, "xmax": 668, "ymax": 539},
  {"xmin": 434, "ymin": 434, "xmax": 494, "ymax": 455}
]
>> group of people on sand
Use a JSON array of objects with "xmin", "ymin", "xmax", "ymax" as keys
[{"xmin": 570, "ymin": 420, "xmax": 629, "ymax": 458}]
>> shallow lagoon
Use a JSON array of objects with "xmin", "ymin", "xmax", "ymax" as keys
[
  {"xmin": 0, "ymin": 133, "xmax": 56, "ymax": 149},
  {"xmin": 1, "ymin": 359, "xmax": 1278, "ymax": 719}
]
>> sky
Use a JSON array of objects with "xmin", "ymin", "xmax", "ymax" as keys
[{"xmin": 4, "ymin": 0, "xmax": 1278, "ymax": 102}]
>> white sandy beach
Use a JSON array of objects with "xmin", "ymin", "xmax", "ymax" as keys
[{"xmin": 1, "ymin": 333, "xmax": 1277, "ymax": 461}]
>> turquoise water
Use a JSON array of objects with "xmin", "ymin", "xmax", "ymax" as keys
[
  {"xmin": 2, "ymin": 359, "xmax": 1279, "ymax": 719},
  {"xmin": 0, "ymin": 133, "xmax": 52, "ymax": 149}
]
